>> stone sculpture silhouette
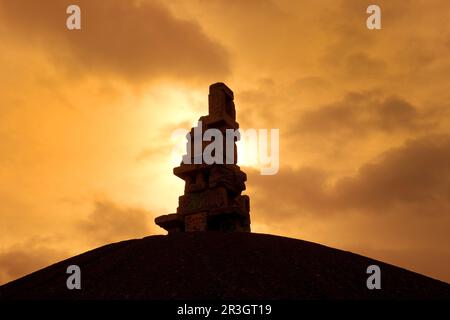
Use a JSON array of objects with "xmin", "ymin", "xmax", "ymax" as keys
[{"xmin": 155, "ymin": 83, "xmax": 250, "ymax": 233}]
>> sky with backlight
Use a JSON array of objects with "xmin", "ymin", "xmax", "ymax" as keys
[{"xmin": 1, "ymin": 0, "xmax": 450, "ymax": 284}]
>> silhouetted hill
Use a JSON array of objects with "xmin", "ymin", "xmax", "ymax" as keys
[{"xmin": 1, "ymin": 232, "xmax": 449, "ymax": 299}]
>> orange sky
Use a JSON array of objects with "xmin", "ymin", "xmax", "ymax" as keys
[{"xmin": 1, "ymin": 0, "xmax": 450, "ymax": 284}]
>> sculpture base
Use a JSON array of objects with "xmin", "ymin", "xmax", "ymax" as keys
[{"xmin": 155, "ymin": 209, "xmax": 250, "ymax": 234}]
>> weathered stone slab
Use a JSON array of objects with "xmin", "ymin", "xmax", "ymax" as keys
[
  {"xmin": 177, "ymin": 187, "xmax": 228, "ymax": 215},
  {"xmin": 208, "ymin": 83, "xmax": 235, "ymax": 120},
  {"xmin": 154, "ymin": 213, "xmax": 184, "ymax": 234},
  {"xmin": 185, "ymin": 212, "xmax": 207, "ymax": 232},
  {"xmin": 209, "ymin": 165, "xmax": 246, "ymax": 195}
]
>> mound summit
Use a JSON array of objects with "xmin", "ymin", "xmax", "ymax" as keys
[{"xmin": 1, "ymin": 232, "xmax": 449, "ymax": 300}]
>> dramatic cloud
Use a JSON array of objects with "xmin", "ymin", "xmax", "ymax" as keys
[
  {"xmin": 296, "ymin": 93, "xmax": 436, "ymax": 136},
  {"xmin": 0, "ymin": 0, "xmax": 229, "ymax": 83},
  {"xmin": 0, "ymin": 240, "xmax": 68, "ymax": 285},
  {"xmin": 0, "ymin": 199, "xmax": 158, "ymax": 285},
  {"xmin": 248, "ymin": 134, "xmax": 450, "ymax": 218},
  {"xmin": 78, "ymin": 200, "xmax": 156, "ymax": 246}
]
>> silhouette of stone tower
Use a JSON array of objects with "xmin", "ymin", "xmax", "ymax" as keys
[{"xmin": 155, "ymin": 83, "xmax": 250, "ymax": 234}]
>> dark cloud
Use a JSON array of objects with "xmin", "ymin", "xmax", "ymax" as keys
[
  {"xmin": 335, "ymin": 134, "xmax": 450, "ymax": 213},
  {"xmin": 248, "ymin": 134, "xmax": 450, "ymax": 219},
  {"xmin": 247, "ymin": 166, "xmax": 329, "ymax": 222},
  {"xmin": 0, "ymin": 241, "xmax": 68, "ymax": 285},
  {"xmin": 77, "ymin": 200, "xmax": 155, "ymax": 245},
  {"xmin": 293, "ymin": 76, "xmax": 332, "ymax": 91},
  {"xmin": 0, "ymin": 199, "xmax": 158, "ymax": 284},
  {"xmin": 0, "ymin": 0, "xmax": 229, "ymax": 83},
  {"xmin": 295, "ymin": 92, "xmax": 436, "ymax": 137},
  {"xmin": 236, "ymin": 80, "xmax": 289, "ymax": 129},
  {"xmin": 344, "ymin": 52, "xmax": 387, "ymax": 78}
]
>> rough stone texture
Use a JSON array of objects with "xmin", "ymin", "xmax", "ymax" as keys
[
  {"xmin": 184, "ymin": 212, "xmax": 207, "ymax": 232},
  {"xmin": 155, "ymin": 83, "xmax": 250, "ymax": 233},
  {"xmin": 1, "ymin": 232, "xmax": 449, "ymax": 300}
]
